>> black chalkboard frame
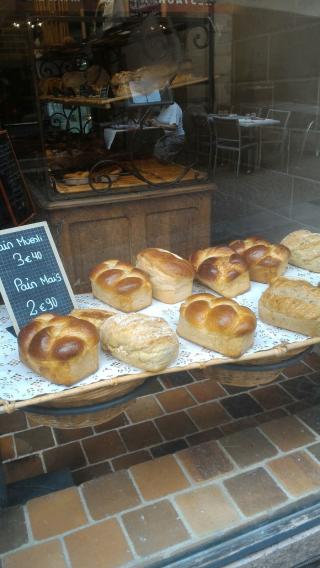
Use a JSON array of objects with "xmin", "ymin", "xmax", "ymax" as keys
[
  {"xmin": 0, "ymin": 221, "xmax": 77, "ymax": 334},
  {"xmin": 0, "ymin": 129, "xmax": 35, "ymax": 227}
]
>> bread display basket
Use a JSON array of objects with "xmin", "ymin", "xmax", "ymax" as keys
[
  {"xmin": 23, "ymin": 377, "xmax": 148, "ymax": 429},
  {"xmin": 202, "ymin": 345, "xmax": 309, "ymax": 387},
  {"xmin": 1, "ymin": 264, "xmax": 320, "ymax": 429}
]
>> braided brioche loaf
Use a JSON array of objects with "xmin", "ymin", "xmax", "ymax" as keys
[
  {"xmin": 281, "ymin": 230, "xmax": 320, "ymax": 272},
  {"xmin": 101, "ymin": 313, "xmax": 179, "ymax": 372},
  {"xmin": 259, "ymin": 276, "xmax": 320, "ymax": 336},
  {"xmin": 18, "ymin": 314, "xmax": 99, "ymax": 385},
  {"xmin": 90, "ymin": 260, "xmax": 152, "ymax": 312},
  {"xmin": 229, "ymin": 236, "xmax": 289, "ymax": 283},
  {"xmin": 70, "ymin": 308, "xmax": 115, "ymax": 330},
  {"xmin": 177, "ymin": 293, "xmax": 256, "ymax": 357},
  {"xmin": 190, "ymin": 246, "xmax": 250, "ymax": 297},
  {"xmin": 136, "ymin": 248, "xmax": 194, "ymax": 303}
]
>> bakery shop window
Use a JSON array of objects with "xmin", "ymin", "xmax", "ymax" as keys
[{"xmin": 0, "ymin": 3, "xmax": 213, "ymax": 200}]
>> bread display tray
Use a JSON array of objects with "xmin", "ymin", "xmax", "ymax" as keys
[{"xmin": 1, "ymin": 264, "xmax": 319, "ymax": 413}]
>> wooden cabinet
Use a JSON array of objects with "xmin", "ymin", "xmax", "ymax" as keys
[{"xmin": 34, "ymin": 183, "xmax": 214, "ymax": 293}]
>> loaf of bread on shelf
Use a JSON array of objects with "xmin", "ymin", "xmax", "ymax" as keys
[
  {"xmin": 229, "ymin": 236, "xmax": 289, "ymax": 283},
  {"xmin": 258, "ymin": 276, "xmax": 320, "ymax": 336},
  {"xmin": 70, "ymin": 308, "xmax": 115, "ymax": 330},
  {"xmin": 281, "ymin": 230, "xmax": 320, "ymax": 272},
  {"xmin": 100, "ymin": 313, "xmax": 179, "ymax": 372},
  {"xmin": 177, "ymin": 293, "xmax": 257, "ymax": 358},
  {"xmin": 18, "ymin": 314, "xmax": 99, "ymax": 386},
  {"xmin": 190, "ymin": 245, "xmax": 250, "ymax": 297},
  {"xmin": 90, "ymin": 260, "xmax": 152, "ymax": 312},
  {"xmin": 136, "ymin": 248, "xmax": 194, "ymax": 303}
]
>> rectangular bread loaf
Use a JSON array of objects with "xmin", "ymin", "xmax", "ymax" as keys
[{"xmin": 258, "ymin": 277, "xmax": 320, "ymax": 336}]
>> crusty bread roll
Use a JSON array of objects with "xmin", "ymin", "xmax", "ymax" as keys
[
  {"xmin": 177, "ymin": 293, "xmax": 256, "ymax": 358},
  {"xmin": 100, "ymin": 313, "xmax": 179, "ymax": 372},
  {"xmin": 229, "ymin": 236, "xmax": 289, "ymax": 283},
  {"xmin": 281, "ymin": 230, "xmax": 320, "ymax": 272},
  {"xmin": 259, "ymin": 277, "xmax": 320, "ymax": 336},
  {"xmin": 136, "ymin": 248, "xmax": 194, "ymax": 303},
  {"xmin": 70, "ymin": 308, "xmax": 115, "ymax": 330},
  {"xmin": 18, "ymin": 314, "xmax": 99, "ymax": 386},
  {"xmin": 90, "ymin": 260, "xmax": 152, "ymax": 312},
  {"xmin": 190, "ymin": 246, "xmax": 250, "ymax": 297}
]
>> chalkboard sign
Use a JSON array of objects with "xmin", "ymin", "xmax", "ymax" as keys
[
  {"xmin": 0, "ymin": 130, "xmax": 35, "ymax": 227},
  {"xmin": 0, "ymin": 222, "xmax": 77, "ymax": 333}
]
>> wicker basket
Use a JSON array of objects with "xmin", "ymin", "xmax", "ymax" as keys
[
  {"xmin": 202, "ymin": 346, "xmax": 309, "ymax": 388},
  {"xmin": 24, "ymin": 378, "xmax": 147, "ymax": 429}
]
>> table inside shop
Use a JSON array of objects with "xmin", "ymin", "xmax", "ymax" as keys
[
  {"xmin": 209, "ymin": 114, "xmax": 281, "ymax": 166},
  {"xmin": 209, "ymin": 114, "xmax": 280, "ymax": 128},
  {"xmin": 103, "ymin": 123, "xmax": 161, "ymax": 150}
]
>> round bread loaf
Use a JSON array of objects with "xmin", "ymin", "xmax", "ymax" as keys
[
  {"xmin": 70, "ymin": 308, "xmax": 115, "ymax": 329},
  {"xmin": 136, "ymin": 248, "xmax": 194, "ymax": 303},
  {"xmin": 90, "ymin": 260, "xmax": 152, "ymax": 312},
  {"xmin": 18, "ymin": 314, "xmax": 99, "ymax": 385},
  {"xmin": 281, "ymin": 230, "xmax": 320, "ymax": 272},
  {"xmin": 190, "ymin": 245, "xmax": 250, "ymax": 297},
  {"xmin": 177, "ymin": 293, "xmax": 256, "ymax": 358},
  {"xmin": 229, "ymin": 236, "xmax": 289, "ymax": 283},
  {"xmin": 100, "ymin": 313, "xmax": 179, "ymax": 372}
]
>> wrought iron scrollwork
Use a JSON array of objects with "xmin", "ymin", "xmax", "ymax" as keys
[
  {"xmin": 37, "ymin": 52, "xmax": 89, "ymax": 79},
  {"xmin": 189, "ymin": 24, "xmax": 209, "ymax": 50}
]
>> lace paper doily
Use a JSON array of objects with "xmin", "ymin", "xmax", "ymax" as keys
[{"xmin": 0, "ymin": 265, "xmax": 319, "ymax": 402}]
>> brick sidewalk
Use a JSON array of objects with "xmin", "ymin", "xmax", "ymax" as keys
[{"xmin": 1, "ymin": 350, "xmax": 320, "ymax": 566}]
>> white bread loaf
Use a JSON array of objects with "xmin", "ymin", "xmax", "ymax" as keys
[
  {"xmin": 190, "ymin": 245, "xmax": 250, "ymax": 297},
  {"xmin": 136, "ymin": 248, "xmax": 194, "ymax": 303},
  {"xmin": 90, "ymin": 260, "xmax": 152, "ymax": 312},
  {"xmin": 229, "ymin": 236, "xmax": 289, "ymax": 283},
  {"xmin": 177, "ymin": 293, "xmax": 256, "ymax": 358},
  {"xmin": 18, "ymin": 314, "xmax": 99, "ymax": 386},
  {"xmin": 259, "ymin": 276, "xmax": 320, "ymax": 336},
  {"xmin": 281, "ymin": 230, "xmax": 320, "ymax": 272},
  {"xmin": 100, "ymin": 313, "xmax": 179, "ymax": 372}
]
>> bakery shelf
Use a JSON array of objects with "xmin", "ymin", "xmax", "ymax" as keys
[
  {"xmin": 39, "ymin": 76, "xmax": 209, "ymax": 108},
  {"xmin": 1, "ymin": 265, "xmax": 320, "ymax": 414}
]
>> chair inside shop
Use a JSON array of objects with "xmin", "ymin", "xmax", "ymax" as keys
[
  {"xmin": 298, "ymin": 118, "xmax": 320, "ymax": 163},
  {"xmin": 259, "ymin": 108, "xmax": 291, "ymax": 166},
  {"xmin": 213, "ymin": 117, "xmax": 258, "ymax": 176}
]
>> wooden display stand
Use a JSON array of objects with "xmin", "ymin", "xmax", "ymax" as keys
[{"xmin": 33, "ymin": 182, "xmax": 214, "ymax": 293}]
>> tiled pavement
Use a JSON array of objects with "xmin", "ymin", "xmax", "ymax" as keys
[{"xmin": 1, "ymin": 349, "xmax": 320, "ymax": 566}]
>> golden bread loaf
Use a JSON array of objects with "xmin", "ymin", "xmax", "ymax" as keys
[
  {"xmin": 177, "ymin": 293, "xmax": 257, "ymax": 358},
  {"xmin": 100, "ymin": 313, "xmax": 179, "ymax": 372},
  {"xmin": 281, "ymin": 230, "xmax": 320, "ymax": 272},
  {"xmin": 190, "ymin": 245, "xmax": 250, "ymax": 297},
  {"xmin": 90, "ymin": 260, "xmax": 152, "ymax": 312},
  {"xmin": 18, "ymin": 314, "xmax": 99, "ymax": 385},
  {"xmin": 229, "ymin": 236, "xmax": 289, "ymax": 283},
  {"xmin": 70, "ymin": 308, "xmax": 115, "ymax": 329},
  {"xmin": 136, "ymin": 248, "xmax": 194, "ymax": 303},
  {"xmin": 258, "ymin": 276, "xmax": 320, "ymax": 336}
]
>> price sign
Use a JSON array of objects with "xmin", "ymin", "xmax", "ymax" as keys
[{"xmin": 0, "ymin": 221, "xmax": 77, "ymax": 334}]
